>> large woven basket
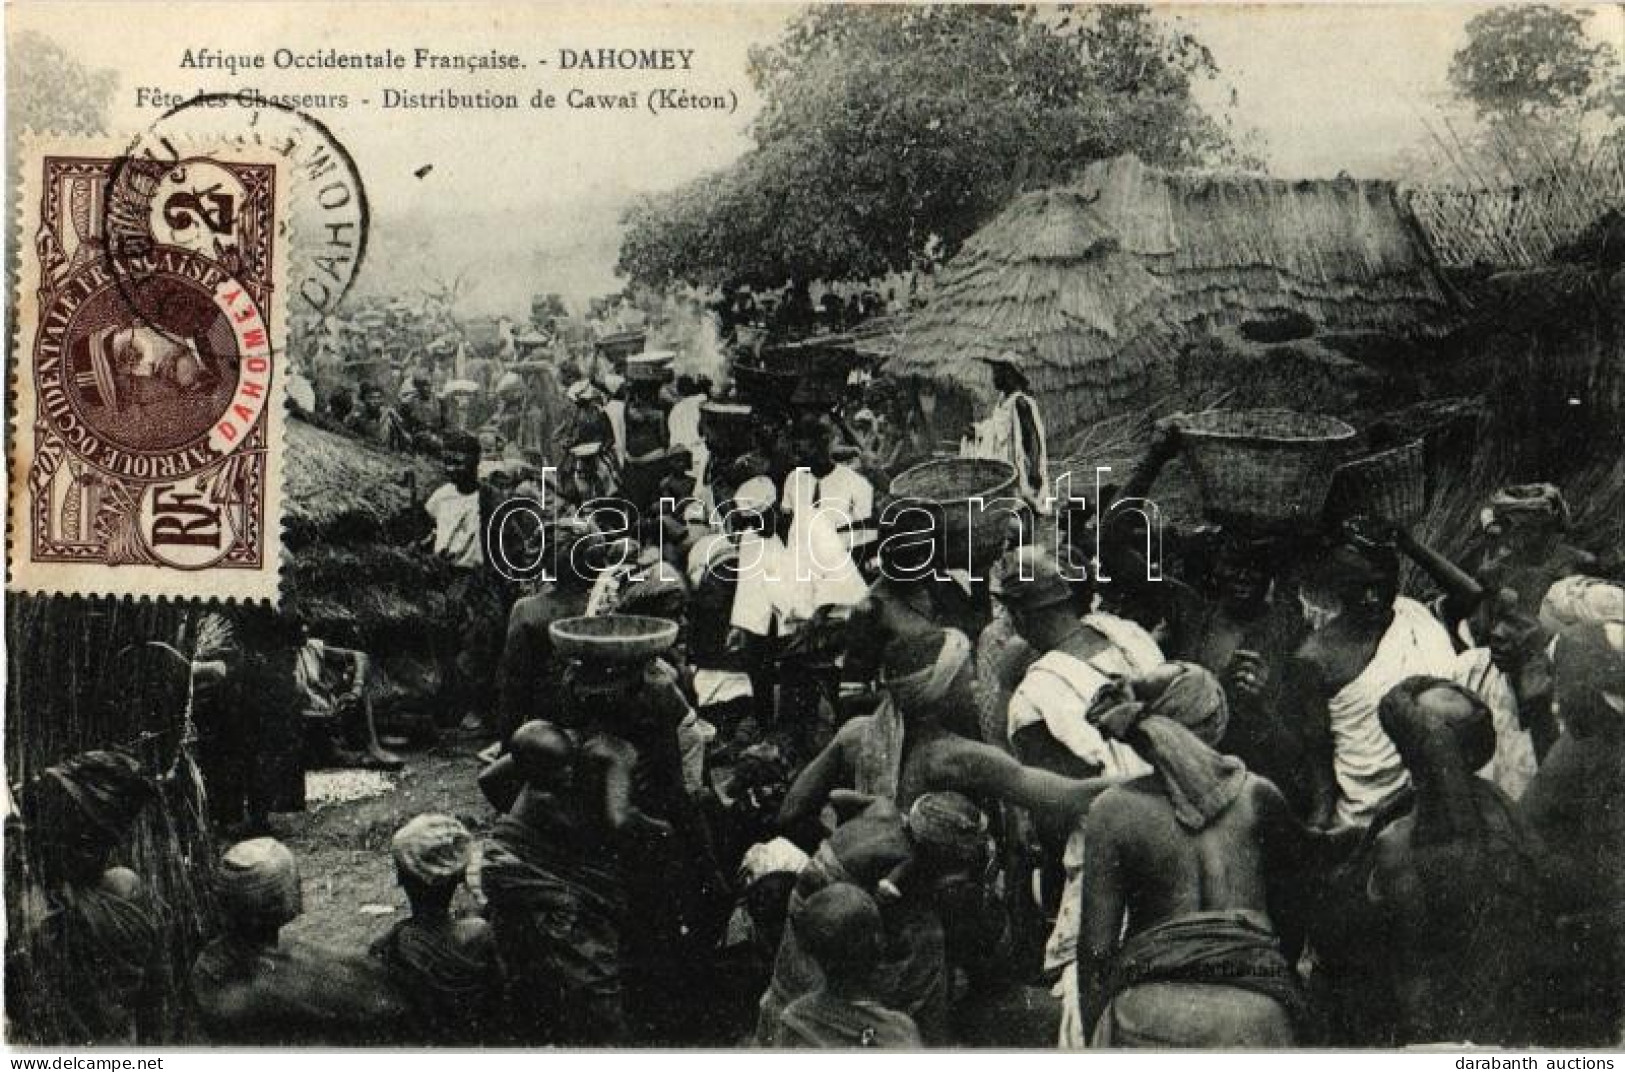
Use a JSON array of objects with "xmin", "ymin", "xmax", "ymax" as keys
[
  {"xmin": 1176, "ymin": 409, "xmax": 1357, "ymax": 527},
  {"xmin": 889, "ymin": 457, "xmax": 1018, "ymax": 569},
  {"xmin": 1327, "ymin": 437, "xmax": 1427, "ymax": 526},
  {"xmin": 549, "ymin": 614, "xmax": 677, "ymax": 662}
]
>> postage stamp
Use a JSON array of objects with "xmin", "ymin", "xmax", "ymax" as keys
[{"xmin": 8, "ymin": 137, "xmax": 288, "ymax": 601}]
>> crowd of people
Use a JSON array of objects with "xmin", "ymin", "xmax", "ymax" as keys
[{"xmin": 10, "ymin": 336, "xmax": 1624, "ymax": 1050}]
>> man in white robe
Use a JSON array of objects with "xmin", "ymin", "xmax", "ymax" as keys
[{"xmin": 964, "ymin": 351, "xmax": 1050, "ymax": 514}]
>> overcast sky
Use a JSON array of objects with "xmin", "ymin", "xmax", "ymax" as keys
[{"xmin": 11, "ymin": 2, "xmax": 1624, "ymax": 313}]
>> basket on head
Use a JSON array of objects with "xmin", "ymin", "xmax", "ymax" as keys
[
  {"xmin": 1175, "ymin": 409, "xmax": 1357, "ymax": 528},
  {"xmin": 1327, "ymin": 437, "xmax": 1427, "ymax": 527},
  {"xmin": 549, "ymin": 615, "xmax": 678, "ymax": 662},
  {"xmin": 730, "ymin": 360, "xmax": 802, "ymax": 412},
  {"xmin": 888, "ymin": 457, "xmax": 1019, "ymax": 570}
]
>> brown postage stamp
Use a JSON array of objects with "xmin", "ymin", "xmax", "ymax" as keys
[{"xmin": 8, "ymin": 138, "xmax": 288, "ymax": 602}]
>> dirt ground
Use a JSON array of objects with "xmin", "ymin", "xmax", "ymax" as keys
[
  {"xmin": 271, "ymin": 736, "xmax": 494, "ymax": 954},
  {"xmin": 262, "ymin": 736, "xmax": 1061, "ymax": 1047}
]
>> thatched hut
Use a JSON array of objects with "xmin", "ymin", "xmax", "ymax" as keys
[
  {"xmin": 283, "ymin": 419, "xmax": 462, "ymax": 720},
  {"xmin": 891, "ymin": 155, "xmax": 1461, "ymax": 444}
]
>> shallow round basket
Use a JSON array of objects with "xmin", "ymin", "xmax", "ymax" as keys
[
  {"xmin": 1177, "ymin": 409, "xmax": 1357, "ymax": 528},
  {"xmin": 549, "ymin": 614, "xmax": 678, "ymax": 662},
  {"xmin": 1327, "ymin": 437, "xmax": 1427, "ymax": 526},
  {"xmin": 889, "ymin": 457, "xmax": 1019, "ymax": 569}
]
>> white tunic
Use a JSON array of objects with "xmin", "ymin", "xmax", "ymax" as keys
[{"xmin": 1326, "ymin": 597, "xmax": 1458, "ymax": 828}]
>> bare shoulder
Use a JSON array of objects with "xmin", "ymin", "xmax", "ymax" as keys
[
  {"xmin": 583, "ymin": 732, "xmax": 636, "ymax": 766},
  {"xmin": 833, "ymin": 714, "xmax": 873, "ymax": 749},
  {"xmin": 1087, "ymin": 777, "xmax": 1162, "ymax": 832},
  {"xmin": 1246, "ymin": 772, "xmax": 1290, "ymax": 814}
]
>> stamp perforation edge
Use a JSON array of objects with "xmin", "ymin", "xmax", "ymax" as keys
[{"xmin": 7, "ymin": 132, "xmax": 291, "ymax": 606}]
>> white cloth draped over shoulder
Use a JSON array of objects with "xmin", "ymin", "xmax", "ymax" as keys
[
  {"xmin": 964, "ymin": 390, "xmax": 1051, "ymax": 512},
  {"xmin": 1001, "ymin": 612, "xmax": 1163, "ymax": 1048},
  {"xmin": 1327, "ymin": 596, "xmax": 1458, "ymax": 829},
  {"xmin": 1006, "ymin": 612, "xmax": 1163, "ymax": 775}
]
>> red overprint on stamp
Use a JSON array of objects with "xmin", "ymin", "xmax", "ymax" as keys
[{"xmin": 9, "ymin": 140, "xmax": 288, "ymax": 599}]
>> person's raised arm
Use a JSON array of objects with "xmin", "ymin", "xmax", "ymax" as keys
[
  {"xmin": 938, "ymin": 740, "xmax": 1120, "ymax": 829},
  {"xmin": 777, "ymin": 720, "xmax": 859, "ymax": 830},
  {"xmin": 595, "ymin": 737, "xmax": 671, "ymax": 838},
  {"xmin": 1115, "ymin": 419, "xmax": 1182, "ymax": 506},
  {"xmin": 1396, "ymin": 526, "xmax": 1483, "ymax": 637}
]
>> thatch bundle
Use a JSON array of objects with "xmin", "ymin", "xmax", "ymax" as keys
[
  {"xmin": 892, "ymin": 155, "xmax": 1460, "ymax": 439},
  {"xmin": 5, "ymin": 595, "xmax": 216, "ymax": 1043},
  {"xmin": 281, "ymin": 419, "xmax": 465, "ymax": 690},
  {"xmin": 283, "ymin": 418, "xmax": 441, "ymax": 547}
]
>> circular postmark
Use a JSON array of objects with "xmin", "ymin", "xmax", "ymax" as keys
[{"xmin": 105, "ymin": 93, "xmax": 370, "ymax": 326}]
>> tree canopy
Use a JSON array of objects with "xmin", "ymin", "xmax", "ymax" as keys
[
  {"xmin": 7, "ymin": 30, "xmax": 117, "ymax": 135},
  {"xmin": 1449, "ymin": 5, "xmax": 1620, "ymax": 121},
  {"xmin": 618, "ymin": 5, "xmax": 1247, "ymax": 291}
]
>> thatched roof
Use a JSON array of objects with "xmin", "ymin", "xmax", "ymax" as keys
[
  {"xmin": 283, "ymin": 418, "xmax": 455, "ymax": 651},
  {"xmin": 892, "ymin": 155, "xmax": 1459, "ymax": 436},
  {"xmin": 284, "ymin": 418, "xmax": 441, "ymax": 546}
]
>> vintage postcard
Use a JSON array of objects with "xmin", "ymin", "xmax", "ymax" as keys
[{"xmin": 4, "ymin": 0, "xmax": 1622, "ymax": 1057}]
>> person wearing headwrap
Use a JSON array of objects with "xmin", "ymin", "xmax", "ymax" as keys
[
  {"xmin": 780, "ymin": 628, "xmax": 1120, "ymax": 832},
  {"xmin": 1518, "ymin": 621, "xmax": 1625, "ymax": 1043},
  {"xmin": 1160, "ymin": 529, "xmax": 1312, "ymax": 812},
  {"xmin": 12, "ymin": 750, "xmax": 161, "ymax": 1044},
  {"xmin": 1472, "ymin": 483, "xmax": 1599, "ymax": 619},
  {"xmin": 1538, "ymin": 574, "xmax": 1625, "ymax": 635},
  {"xmin": 1078, "ymin": 662, "xmax": 1314, "ymax": 1047},
  {"xmin": 1282, "ymin": 519, "xmax": 1457, "ymax": 830},
  {"xmin": 370, "ymin": 814, "xmax": 500, "ymax": 1045},
  {"xmin": 191, "ymin": 838, "xmax": 407, "ymax": 1045},
  {"xmin": 1366, "ymin": 676, "xmax": 1551, "ymax": 1046},
  {"xmin": 774, "ymin": 628, "xmax": 1125, "ymax": 1045},
  {"xmin": 771, "ymin": 883, "xmax": 923, "ymax": 1048},
  {"xmin": 753, "ymin": 792, "xmax": 980, "ymax": 1046}
]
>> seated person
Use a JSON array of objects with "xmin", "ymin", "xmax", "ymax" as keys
[
  {"xmin": 191, "ymin": 838, "xmax": 406, "ymax": 1045},
  {"xmin": 294, "ymin": 627, "xmax": 401, "ymax": 771},
  {"xmin": 370, "ymin": 814, "xmax": 501, "ymax": 1045},
  {"xmin": 772, "ymin": 883, "xmax": 922, "ymax": 1048}
]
